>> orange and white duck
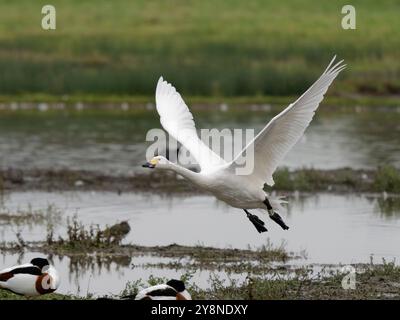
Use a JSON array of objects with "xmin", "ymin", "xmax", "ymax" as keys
[
  {"xmin": 0, "ymin": 258, "xmax": 60, "ymax": 296},
  {"xmin": 134, "ymin": 279, "xmax": 191, "ymax": 300}
]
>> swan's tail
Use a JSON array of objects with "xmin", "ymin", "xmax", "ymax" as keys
[
  {"xmin": 256, "ymin": 195, "xmax": 287, "ymax": 215},
  {"xmin": 269, "ymin": 196, "xmax": 287, "ymax": 213}
]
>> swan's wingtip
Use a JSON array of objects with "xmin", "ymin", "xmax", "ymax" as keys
[
  {"xmin": 324, "ymin": 54, "xmax": 345, "ymax": 74},
  {"xmin": 329, "ymin": 54, "xmax": 337, "ymax": 66}
]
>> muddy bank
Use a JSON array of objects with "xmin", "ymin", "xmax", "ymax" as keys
[
  {"xmin": 1, "ymin": 166, "xmax": 399, "ymax": 194},
  {"xmin": 0, "ymin": 168, "xmax": 196, "ymax": 194}
]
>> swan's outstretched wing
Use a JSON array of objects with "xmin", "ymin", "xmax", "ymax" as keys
[
  {"xmin": 228, "ymin": 56, "xmax": 346, "ymax": 186},
  {"xmin": 155, "ymin": 77, "xmax": 226, "ymax": 171}
]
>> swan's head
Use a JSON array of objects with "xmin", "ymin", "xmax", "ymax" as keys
[{"xmin": 142, "ymin": 155, "xmax": 170, "ymax": 169}]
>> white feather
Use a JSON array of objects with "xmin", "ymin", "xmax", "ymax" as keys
[
  {"xmin": 148, "ymin": 57, "xmax": 345, "ymax": 223},
  {"xmin": 135, "ymin": 283, "xmax": 176, "ymax": 300},
  {"xmin": 155, "ymin": 77, "xmax": 227, "ymax": 171},
  {"xmin": 228, "ymin": 56, "xmax": 346, "ymax": 186},
  {"xmin": 0, "ymin": 274, "xmax": 39, "ymax": 296}
]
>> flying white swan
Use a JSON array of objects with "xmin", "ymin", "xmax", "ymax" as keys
[{"xmin": 143, "ymin": 56, "xmax": 346, "ymax": 233}]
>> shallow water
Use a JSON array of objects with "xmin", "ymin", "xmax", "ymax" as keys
[
  {"xmin": 1, "ymin": 191, "xmax": 399, "ymax": 296},
  {"xmin": 1, "ymin": 191, "xmax": 399, "ymax": 263},
  {"xmin": 0, "ymin": 108, "xmax": 399, "ymax": 172}
]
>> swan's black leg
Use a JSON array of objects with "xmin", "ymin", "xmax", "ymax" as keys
[
  {"xmin": 263, "ymin": 198, "xmax": 289, "ymax": 230},
  {"xmin": 243, "ymin": 209, "xmax": 268, "ymax": 233}
]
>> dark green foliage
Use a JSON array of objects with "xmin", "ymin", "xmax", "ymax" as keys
[{"xmin": 0, "ymin": 0, "xmax": 399, "ymax": 97}]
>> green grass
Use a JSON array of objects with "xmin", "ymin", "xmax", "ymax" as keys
[
  {"xmin": 374, "ymin": 165, "xmax": 400, "ymax": 193},
  {"xmin": 2, "ymin": 166, "xmax": 400, "ymax": 194},
  {"xmin": 190, "ymin": 260, "xmax": 400, "ymax": 299},
  {"xmin": 271, "ymin": 166, "xmax": 400, "ymax": 193},
  {"xmin": 0, "ymin": 0, "xmax": 399, "ymax": 98},
  {"xmin": 46, "ymin": 215, "xmax": 131, "ymax": 250},
  {"xmin": 272, "ymin": 167, "xmax": 360, "ymax": 192}
]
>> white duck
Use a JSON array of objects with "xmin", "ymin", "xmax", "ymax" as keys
[
  {"xmin": 134, "ymin": 279, "xmax": 191, "ymax": 300},
  {"xmin": 143, "ymin": 56, "xmax": 346, "ymax": 232},
  {"xmin": 0, "ymin": 258, "xmax": 60, "ymax": 296}
]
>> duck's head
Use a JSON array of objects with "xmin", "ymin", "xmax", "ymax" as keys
[
  {"xmin": 31, "ymin": 258, "xmax": 50, "ymax": 271},
  {"xmin": 31, "ymin": 258, "xmax": 60, "ymax": 291},
  {"xmin": 142, "ymin": 155, "xmax": 170, "ymax": 169},
  {"xmin": 37, "ymin": 265, "xmax": 60, "ymax": 292},
  {"xmin": 167, "ymin": 279, "xmax": 192, "ymax": 300},
  {"xmin": 45, "ymin": 265, "xmax": 61, "ymax": 290}
]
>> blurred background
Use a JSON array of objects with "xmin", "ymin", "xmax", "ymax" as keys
[{"xmin": 0, "ymin": 0, "xmax": 399, "ymax": 100}]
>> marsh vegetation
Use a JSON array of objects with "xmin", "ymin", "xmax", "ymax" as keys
[
  {"xmin": 1, "ymin": 260, "xmax": 399, "ymax": 300},
  {"xmin": 0, "ymin": 0, "xmax": 399, "ymax": 100}
]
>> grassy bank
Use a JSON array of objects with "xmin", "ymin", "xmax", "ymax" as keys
[
  {"xmin": 2, "ymin": 166, "xmax": 400, "ymax": 194},
  {"xmin": 0, "ymin": 0, "xmax": 399, "ymax": 97},
  {"xmin": 272, "ymin": 166, "xmax": 400, "ymax": 194},
  {"xmin": 190, "ymin": 261, "xmax": 400, "ymax": 299}
]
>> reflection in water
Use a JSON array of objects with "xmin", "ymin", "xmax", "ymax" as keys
[
  {"xmin": 375, "ymin": 196, "xmax": 400, "ymax": 218},
  {"xmin": 0, "ymin": 109, "xmax": 399, "ymax": 172},
  {"xmin": 0, "ymin": 204, "xmax": 62, "ymax": 230},
  {"xmin": 67, "ymin": 254, "xmax": 132, "ymax": 274},
  {"xmin": 64, "ymin": 254, "xmax": 133, "ymax": 291}
]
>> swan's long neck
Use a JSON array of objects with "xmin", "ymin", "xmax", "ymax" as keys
[{"xmin": 166, "ymin": 163, "xmax": 200, "ymax": 183}]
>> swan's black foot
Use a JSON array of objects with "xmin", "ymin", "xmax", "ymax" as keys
[
  {"xmin": 244, "ymin": 210, "xmax": 268, "ymax": 233},
  {"xmin": 269, "ymin": 212, "xmax": 289, "ymax": 230}
]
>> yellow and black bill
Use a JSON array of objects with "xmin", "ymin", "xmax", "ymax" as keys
[{"xmin": 142, "ymin": 162, "xmax": 155, "ymax": 168}]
